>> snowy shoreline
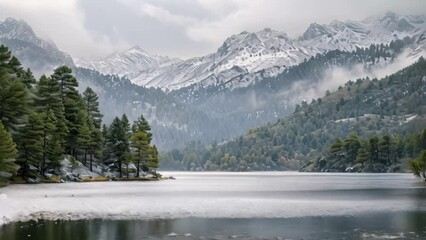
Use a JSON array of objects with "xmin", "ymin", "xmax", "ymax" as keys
[{"xmin": 1, "ymin": 172, "xmax": 424, "ymax": 227}]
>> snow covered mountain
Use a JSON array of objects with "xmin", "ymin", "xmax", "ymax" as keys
[
  {"xmin": 147, "ymin": 28, "xmax": 320, "ymax": 90},
  {"xmin": 0, "ymin": 17, "xmax": 74, "ymax": 76},
  {"xmin": 76, "ymin": 12, "xmax": 426, "ymax": 91},
  {"xmin": 77, "ymin": 28, "xmax": 318, "ymax": 91},
  {"xmin": 300, "ymin": 12, "xmax": 426, "ymax": 52}
]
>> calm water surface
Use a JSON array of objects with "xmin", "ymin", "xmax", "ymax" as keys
[{"xmin": 1, "ymin": 172, "xmax": 425, "ymax": 239}]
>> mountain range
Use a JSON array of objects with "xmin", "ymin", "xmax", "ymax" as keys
[
  {"xmin": 0, "ymin": 12, "xmax": 425, "ymax": 151},
  {"xmin": 76, "ymin": 12, "xmax": 426, "ymax": 91}
]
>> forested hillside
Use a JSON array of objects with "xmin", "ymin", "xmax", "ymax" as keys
[
  {"xmin": 75, "ymin": 67, "xmax": 233, "ymax": 150},
  {"xmin": 160, "ymin": 57, "xmax": 426, "ymax": 171},
  {"xmin": 167, "ymin": 38, "xmax": 419, "ymax": 148}
]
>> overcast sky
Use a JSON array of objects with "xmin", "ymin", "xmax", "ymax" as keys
[{"xmin": 0, "ymin": 0, "xmax": 425, "ymax": 60}]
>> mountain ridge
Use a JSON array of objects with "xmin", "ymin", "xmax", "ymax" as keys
[{"xmin": 76, "ymin": 12, "xmax": 426, "ymax": 91}]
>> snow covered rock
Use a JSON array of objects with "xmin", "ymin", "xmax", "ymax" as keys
[{"xmin": 60, "ymin": 157, "xmax": 103, "ymax": 181}]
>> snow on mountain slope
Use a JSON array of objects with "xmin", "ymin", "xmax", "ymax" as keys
[
  {"xmin": 77, "ymin": 28, "xmax": 318, "ymax": 91},
  {"xmin": 0, "ymin": 17, "xmax": 74, "ymax": 76},
  {"xmin": 0, "ymin": 17, "xmax": 57, "ymax": 52},
  {"xmin": 145, "ymin": 28, "xmax": 319, "ymax": 90},
  {"xmin": 75, "ymin": 12, "xmax": 426, "ymax": 91},
  {"xmin": 300, "ymin": 12, "xmax": 426, "ymax": 52},
  {"xmin": 75, "ymin": 46, "xmax": 182, "ymax": 86}
]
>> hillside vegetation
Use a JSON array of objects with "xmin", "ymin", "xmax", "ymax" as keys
[{"xmin": 161, "ymin": 57, "xmax": 426, "ymax": 171}]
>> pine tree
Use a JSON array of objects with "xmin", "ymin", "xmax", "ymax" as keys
[
  {"xmin": 7, "ymin": 56, "xmax": 25, "ymax": 79},
  {"xmin": 0, "ymin": 122, "xmax": 18, "ymax": 186},
  {"xmin": 409, "ymin": 150, "xmax": 426, "ymax": 181},
  {"xmin": 356, "ymin": 148, "xmax": 369, "ymax": 167},
  {"xmin": 83, "ymin": 87, "xmax": 103, "ymax": 129},
  {"xmin": 22, "ymin": 68, "xmax": 36, "ymax": 89},
  {"xmin": 101, "ymin": 124, "xmax": 112, "ymax": 162},
  {"xmin": 132, "ymin": 115, "xmax": 152, "ymax": 144},
  {"xmin": 379, "ymin": 135, "xmax": 393, "ymax": 165},
  {"xmin": 0, "ymin": 75, "xmax": 28, "ymax": 132},
  {"xmin": 130, "ymin": 131, "xmax": 150, "ymax": 177},
  {"xmin": 330, "ymin": 138, "xmax": 344, "ymax": 163},
  {"xmin": 147, "ymin": 145, "xmax": 159, "ymax": 170},
  {"xmin": 34, "ymin": 75, "xmax": 68, "ymax": 148},
  {"xmin": 343, "ymin": 132, "xmax": 361, "ymax": 166},
  {"xmin": 368, "ymin": 136, "xmax": 380, "ymax": 163},
  {"xmin": 0, "ymin": 52, "xmax": 28, "ymax": 132},
  {"xmin": 76, "ymin": 110, "xmax": 91, "ymax": 166},
  {"xmin": 83, "ymin": 87, "xmax": 103, "ymax": 171},
  {"xmin": 107, "ymin": 115, "xmax": 131, "ymax": 177},
  {"xmin": 51, "ymin": 66, "xmax": 80, "ymax": 156},
  {"xmin": 39, "ymin": 110, "xmax": 62, "ymax": 176},
  {"xmin": 16, "ymin": 113, "xmax": 43, "ymax": 179},
  {"xmin": 51, "ymin": 66, "xmax": 78, "ymax": 103},
  {"xmin": 0, "ymin": 45, "xmax": 12, "ymax": 73}
]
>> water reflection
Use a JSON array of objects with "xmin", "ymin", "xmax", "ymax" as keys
[
  {"xmin": 2, "ymin": 212, "xmax": 426, "ymax": 240},
  {"xmin": 1, "ymin": 173, "xmax": 426, "ymax": 239}
]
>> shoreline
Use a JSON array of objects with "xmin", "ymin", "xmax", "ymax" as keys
[{"xmin": 1, "ymin": 172, "xmax": 424, "ymax": 227}]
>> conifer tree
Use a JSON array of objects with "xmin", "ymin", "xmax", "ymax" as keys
[
  {"xmin": 39, "ymin": 110, "xmax": 62, "ymax": 175},
  {"xmin": 0, "ymin": 122, "xmax": 18, "ymax": 186},
  {"xmin": 51, "ymin": 66, "xmax": 80, "ymax": 156},
  {"xmin": 7, "ymin": 56, "xmax": 25, "ymax": 78},
  {"xmin": 132, "ymin": 115, "xmax": 152, "ymax": 143},
  {"xmin": 409, "ymin": 150, "xmax": 426, "ymax": 181},
  {"xmin": 83, "ymin": 87, "xmax": 103, "ymax": 171},
  {"xmin": 0, "ymin": 75, "xmax": 28, "ymax": 132},
  {"xmin": 107, "ymin": 115, "xmax": 131, "ymax": 177},
  {"xmin": 330, "ymin": 138, "xmax": 344, "ymax": 163},
  {"xmin": 0, "ymin": 45, "xmax": 12, "ymax": 72},
  {"xmin": 343, "ymin": 132, "xmax": 361, "ymax": 166},
  {"xmin": 379, "ymin": 135, "xmax": 392, "ymax": 164},
  {"xmin": 356, "ymin": 148, "xmax": 369, "ymax": 167},
  {"xmin": 77, "ymin": 110, "xmax": 91, "ymax": 166},
  {"xmin": 368, "ymin": 136, "xmax": 380, "ymax": 163},
  {"xmin": 147, "ymin": 145, "xmax": 159, "ymax": 170},
  {"xmin": 83, "ymin": 87, "xmax": 103, "ymax": 128},
  {"xmin": 34, "ymin": 75, "xmax": 68, "ymax": 147},
  {"xmin": 22, "ymin": 68, "xmax": 36, "ymax": 89},
  {"xmin": 0, "ymin": 47, "xmax": 28, "ymax": 132},
  {"xmin": 130, "ymin": 131, "xmax": 150, "ymax": 177},
  {"xmin": 16, "ymin": 113, "xmax": 43, "ymax": 179}
]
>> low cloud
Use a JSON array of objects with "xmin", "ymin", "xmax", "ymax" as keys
[
  {"xmin": 0, "ymin": 0, "xmax": 129, "ymax": 59},
  {"xmin": 285, "ymin": 50, "xmax": 424, "ymax": 105}
]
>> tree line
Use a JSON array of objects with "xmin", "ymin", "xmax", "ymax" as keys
[
  {"xmin": 0, "ymin": 45, "xmax": 158, "ymax": 186},
  {"xmin": 306, "ymin": 129, "xmax": 426, "ymax": 172}
]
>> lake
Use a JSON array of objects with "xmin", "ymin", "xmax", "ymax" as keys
[{"xmin": 1, "ymin": 172, "xmax": 425, "ymax": 239}]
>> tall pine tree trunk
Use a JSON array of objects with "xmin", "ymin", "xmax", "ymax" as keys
[
  {"xmin": 136, "ymin": 149, "xmax": 141, "ymax": 177},
  {"xmin": 90, "ymin": 148, "xmax": 93, "ymax": 172},
  {"xmin": 118, "ymin": 159, "xmax": 122, "ymax": 178},
  {"xmin": 127, "ymin": 164, "xmax": 129, "ymax": 178},
  {"xmin": 23, "ymin": 158, "xmax": 27, "ymax": 179},
  {"xmin": 84, "ymin": 149, "xmax": 87, "ymax": 166},
  {"xmin": 42, "ymin": 130, "xmax": 47, "ymax": 176}
]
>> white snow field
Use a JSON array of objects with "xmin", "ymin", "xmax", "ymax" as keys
[{"xmin": 0, "ymin": 172, "xmax": 425, "ymax": 226}]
